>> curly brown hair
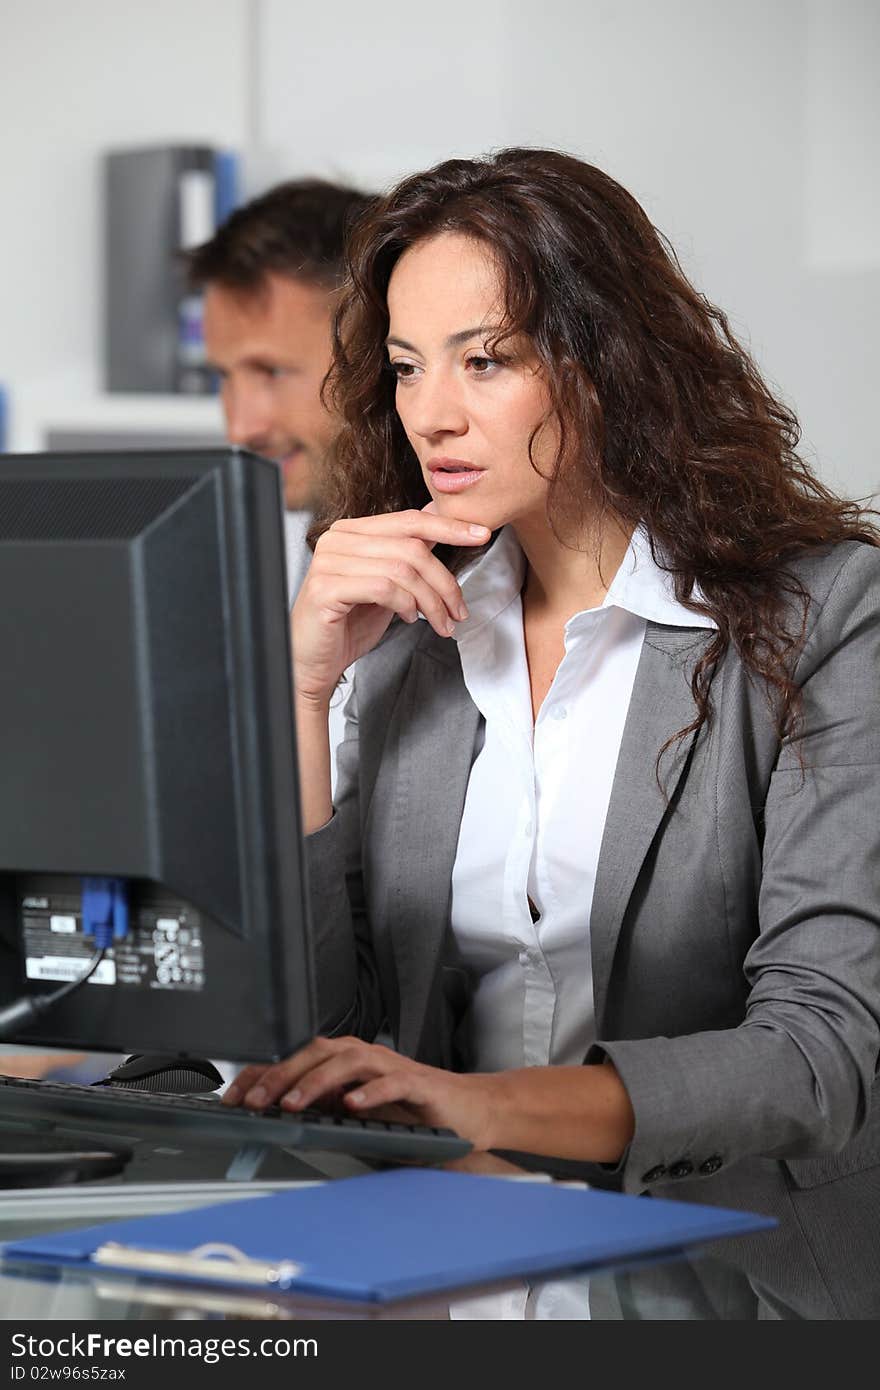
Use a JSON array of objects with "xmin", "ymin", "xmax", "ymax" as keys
[{"xmin": 314, "ymin": 147, "xmax": 878, "ymax": 755}]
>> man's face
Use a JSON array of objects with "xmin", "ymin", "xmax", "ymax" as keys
[{"xmin": 203, "ymin": 272, "xmax": 337, "ymax": 511}]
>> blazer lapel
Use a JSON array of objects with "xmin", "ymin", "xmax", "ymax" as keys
[
  {"xmin": 374, "ymin": 630, "xmax": 480, "ymax": 1054},
  {"xmin": 590, "ymin": 623, "xmax": 717, "ymax": 1034}
]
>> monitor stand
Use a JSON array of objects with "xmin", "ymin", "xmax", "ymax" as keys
[
  {"xmin": 224, "ymin": 1142, "xmax": 269, "ymax": 1182},
  {"xmin": 219, "ymin": 1141, "xmax": 374, "ymax": 1182}
]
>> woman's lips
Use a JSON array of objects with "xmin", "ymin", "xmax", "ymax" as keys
[
  {"xmin": 279, "ymin": 446, "xmax": 304, "ymax": 475},
  {"xmin": 428, "ymin": 462, "xmax": 486, "ymax": 494}
]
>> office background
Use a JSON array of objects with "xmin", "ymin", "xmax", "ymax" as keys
[{"xmin": 0, "ymin": 0, "xmax": 877, "ymax": 502}]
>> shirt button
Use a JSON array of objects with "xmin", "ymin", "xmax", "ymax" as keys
[
  {"xmin": 668, "ymin": 1160, "xmax": 694, "ymax": 1179},
  {"xmin": 553, "ymin": 706, "xmax": 567, "ymax": 721},
  {"xmin": 523, "ymin": 822, "xmax": 533, "ymax": 837},
  {"xmin": 641, "ymin": 1165, "xmax": 667, "ymax": 1184},
  {"xmin": 699, "ymin": 1155, "xmax": 723, "ymax": 1175}
]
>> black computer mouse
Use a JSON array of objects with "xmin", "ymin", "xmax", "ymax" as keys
[{"xmin": 101, "ymin": 1053, "xmax": 224, "ymax": 1094}]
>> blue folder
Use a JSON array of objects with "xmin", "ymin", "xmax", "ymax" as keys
[{"xmin": 3, "ymin": 1168, "xmax": 775, "ymax": 1305}]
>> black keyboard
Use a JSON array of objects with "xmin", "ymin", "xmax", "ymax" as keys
[{"xmin": 0, "ymin": 1075, "xmax": 471, "ymax": 1164}]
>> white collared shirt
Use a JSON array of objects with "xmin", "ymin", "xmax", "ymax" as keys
[
  {"xmin": 449, "ymin": 524, "xmax": 716, "ymax": 1074},
  {"xmin": 284, "ymin": 510, "xmax": 313, "ymax": 605}
]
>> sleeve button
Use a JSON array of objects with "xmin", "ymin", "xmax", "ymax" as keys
[
  {"xmin": 668, "ymin": 1159, "xmax": 694, "ymax": 1178},
  {"xmin": 699, "ymin": 1155, "xmax": 723, "ymax": 1175},
  {"xmin": 641, "ymin": 1164, "xmax": 667, "ymax": 1184}
]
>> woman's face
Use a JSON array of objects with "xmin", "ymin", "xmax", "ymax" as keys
[{"xmin": 386, "ymin": 232, "xmax": 557, "ymax": 533}]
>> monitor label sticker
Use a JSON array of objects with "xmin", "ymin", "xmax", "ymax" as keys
[
  {"xmin": 18, "ymin": 880, "xmax": 206, "ymax": 994},
  {"xmin": 25, "ymin": 954, "xmax": 117, "ymax": 985}
]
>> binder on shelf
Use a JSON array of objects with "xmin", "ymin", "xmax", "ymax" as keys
[
  {"xmin": 104, "ymin": 145, "xmax": 240, "ymax": 396},
  {"xmin": 2, "ymin": 1167, "xmax": 775, "ymax": 1305}
]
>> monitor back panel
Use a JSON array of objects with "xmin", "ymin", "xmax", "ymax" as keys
[{"xmin": 0, "ymin": 449, "xmax": 315, "ymax": 1062}]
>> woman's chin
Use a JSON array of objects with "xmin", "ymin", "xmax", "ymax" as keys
[{"xmin": 429, "ymin": 493, "xmax": 501, "ymax": 531}]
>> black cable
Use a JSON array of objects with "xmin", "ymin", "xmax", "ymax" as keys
[
  {"xmin": 0, "ymin": 949, "xmax": 106, "ymax": 1040},
  {"xmin": 39, "ymin": 948, "xmax": 106, "ymax": 1005}
]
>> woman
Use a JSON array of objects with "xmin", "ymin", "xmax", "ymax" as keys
[{"xmin": 225, "ymin": 149, "xmax": 880, "ymax": 1317}]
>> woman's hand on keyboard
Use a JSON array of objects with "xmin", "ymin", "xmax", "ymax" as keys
[
  {"xmin": 222, "ymin": 1036, "xmax": 499, "ymax": 1151},
  {"xmin": 223, "ymin": 1036, "xmax": 637, "ymax": 1164}
]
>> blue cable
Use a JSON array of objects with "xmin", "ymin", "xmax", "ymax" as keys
[
  {"xmin": 81, "ymin": 877, "xmax": 129, "ymax": 950},
  {"xmin": 0, "ymin": 877, "xmax": 129, "ymax": 1040}
]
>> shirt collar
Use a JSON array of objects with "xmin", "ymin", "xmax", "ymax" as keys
[
  {"xmin": 603, "ymin": 525, "xmax": 717, "ymax": 629},
  {"xmin": 451, "ymin": 523, "xmax": 717, "ymax": 640}
]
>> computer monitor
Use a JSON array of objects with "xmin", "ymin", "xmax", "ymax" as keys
[{"xmin": 0, "ymin": 447, "xmax": 315, "ymax": 1063}]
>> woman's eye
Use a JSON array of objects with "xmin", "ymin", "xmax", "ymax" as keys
[
  {"xmin": 467, "ymin": 355, "xmax": 499, "ymax": 375},
  {"xmin": 390, "ymin": 361, "xmax": 418, "ymax": 382}
]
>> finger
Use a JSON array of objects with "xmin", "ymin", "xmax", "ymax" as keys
[
  {"xmin": 222, "ymin": 1064, "xmax": 268, "ymax": 1105},
  {"xmin": 344, "ymin": 1071, "xmax": 432, "ymax": 1112},
  {"xmin": 279, "ymin": 1049, "xmax": 393, "ymax": 1112},
  {"xmin": 311, "ymin": 573, "xmax": 441, "ymax": 631},
  {"xmin": 241, "ymin": 1036, "xmax": 387, "ymax": 1109},
  {"xmin": 329, "ymin": 509, "xmax": 489, "ymax": 550},
  {"xmin": 237, "ymin": 1038, "xmax": 341, "ymax": 1108},
  {"xmin": 314, "ymin": 539, "xmax": 468, "ymax": 621},
  {"xmin": 312, "ymin": 557, "xmax": 462, "ymax": 635}
]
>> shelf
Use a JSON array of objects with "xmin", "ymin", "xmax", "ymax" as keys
[{"xmin": 8, "ymin": 372, "xmax": 225, "ymax": 452}]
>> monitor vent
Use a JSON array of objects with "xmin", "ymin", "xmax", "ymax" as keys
[{"xmin": 0, "ymin": 476, "xmax": 197, "ymax": 540}]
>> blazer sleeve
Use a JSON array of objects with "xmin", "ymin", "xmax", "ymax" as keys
[
  {"xmin": 302, "ymin": 674, "xmax": 385, "ymax": 1041},
  {"xmin": 592, "ymin": 542, "xmax": 880, "ymax": 1194}
]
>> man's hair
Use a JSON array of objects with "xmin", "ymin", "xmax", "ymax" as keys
[{"xmin": 185, "ymin": 178, "xmax": 373, "ymax": 293}]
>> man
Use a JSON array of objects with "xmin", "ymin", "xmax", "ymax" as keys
[{"xmin": 187, "ymin": 178, "xmax": 373, "ymax": 601}]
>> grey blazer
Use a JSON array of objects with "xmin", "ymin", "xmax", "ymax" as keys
[{"xmin": 305, "ymin": 538, "xmax": 880, "ymax": 1318}]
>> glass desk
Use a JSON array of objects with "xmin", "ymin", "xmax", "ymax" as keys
[{"xmin": 0, "ymin": 1139, "xmax": 827, "ymax": 1321}]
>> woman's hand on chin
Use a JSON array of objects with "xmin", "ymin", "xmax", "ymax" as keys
[
  {"xmin": 291, "ymin": 509, "xmax": 490, "ymax": 708},
  {"xmin": 221, "ymin": 1035, "xmax": 502, "ymax": 1152}
]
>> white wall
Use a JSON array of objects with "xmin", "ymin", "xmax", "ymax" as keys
[
  {"xmin": 0, "ymin": 0, "xmax": 249, "ymax": 412},
  {"xmin": 1, "ymin": 0, "xmax": 877, "ymax": 500}
]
